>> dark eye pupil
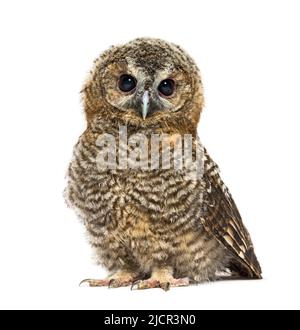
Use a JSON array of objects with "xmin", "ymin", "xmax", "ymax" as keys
[
  {"xmin": 118, "ymin": 74, "xmax": 136, "ymax": 92},
  {"xmin": 158, "ymin": 79, "xmax": 175, "ymax": 96}
]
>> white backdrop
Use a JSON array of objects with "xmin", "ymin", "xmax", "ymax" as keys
[{"xmin": 0, "ymin": 0, "xmax": 299, "ymax": 310}]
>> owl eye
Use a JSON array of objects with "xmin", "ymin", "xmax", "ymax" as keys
[
  {"xmin": 158, "ymin": 79, "xmax": 175, "ymax": 97},
  {"xmin": 118, "ymin": 74, "xmax": 137, "ymax": 92}
]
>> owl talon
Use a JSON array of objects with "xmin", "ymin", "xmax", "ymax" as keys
[
  {"xmin": 79, "ymin": 279, "xmax": 110, "ymax": 287},
  {"xmin": 130, "ymin": 280, "xmax": 141, "ymax": 290},
  {"xmin": 160, "ymin": 282, "xmax": 171, "ymax": 291},
  {"xmin": 108, "ymin": 279, "xmax": 116, "ymax": 288}
]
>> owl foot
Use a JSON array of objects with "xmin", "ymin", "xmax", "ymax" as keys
[
  {"xmin": 131, "ymin": 267, "xmax": 189, "ymax": 291},
  {"xmin": 132, "ymin": 277, "xmax": 190, "ymax": 291},
  {"xmin": 79, "ymin": 270, "xmax": 139, "ymax": 288}
]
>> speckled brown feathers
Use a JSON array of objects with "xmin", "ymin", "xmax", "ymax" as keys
[
  {"xmin": 65, "ymin": 38, "xmax": 261, "ymax": 289},
  {"xmin": 201, "ymin": 150, "xmax": 262, "ymax": 278}
]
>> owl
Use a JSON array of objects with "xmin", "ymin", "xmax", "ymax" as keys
[{"xmin": 65, "ymin": 38, "xmax": 262, "ymax": 290}]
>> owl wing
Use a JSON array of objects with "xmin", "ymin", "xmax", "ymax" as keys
[{"xmin": 200, "ymin": 149, "xmax": 262, "ymax": 278}]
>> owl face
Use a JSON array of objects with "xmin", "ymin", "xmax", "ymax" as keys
[
  {"xmin": 83, "ymin": 38, "xmax": 203, "ymax": 128},
  {"xmin": 103, "ymin": 59, "xmax": 192, "ymax": 119}
]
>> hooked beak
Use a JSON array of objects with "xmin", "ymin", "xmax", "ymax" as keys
[{"xmin": 141, "ymin": 91, "xmax": 150, "ymax": 120}]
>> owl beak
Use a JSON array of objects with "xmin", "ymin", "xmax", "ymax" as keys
[{"xmin": 141, "ymin": 91, "xmax": 150, "ymax": 120}]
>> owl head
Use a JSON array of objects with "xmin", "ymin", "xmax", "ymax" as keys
[{"xmin": 82, "ymin": 38, "xmax": 204, "ymax": 133}]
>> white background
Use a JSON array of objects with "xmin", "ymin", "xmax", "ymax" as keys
[{"xmin": 0, "ymin": 0, "xmax": 299, "ymax": 310}]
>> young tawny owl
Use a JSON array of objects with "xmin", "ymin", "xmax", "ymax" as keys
[{"xmin": 65, "ymin": 38, "xmax": 262, "ymax": 290}]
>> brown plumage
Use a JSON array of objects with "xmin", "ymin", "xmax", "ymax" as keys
[{"xmin": 65, "ymin": 38, "xmax": 261, "ymax": 290}]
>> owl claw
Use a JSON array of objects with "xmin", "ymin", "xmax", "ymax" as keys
[
  {"xmin": 108, "ymin": 279, "xmax": 116, "ymax": 288},
  {"xmin": 160, "ymin": 282, "xmax": 171, "ymax": 291},
  {"xmin": 130, "ymin": 280, "xmax": 141, "ymax": 290},
  {"xmin": 79, "ymin": 279, "xmax": 110, "ymax": 287}
]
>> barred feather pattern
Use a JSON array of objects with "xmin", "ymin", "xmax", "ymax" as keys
[
  {"xmin": 201, "ymin": 150, "xmax": 262, "ymax": 278},
  {"xmin": 65, "ymin": 116, "xmax": 261, "ymax": 282},
  {"xmin": 66, "ymin": 119, "xmax": 227, "ymax": 282}
]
